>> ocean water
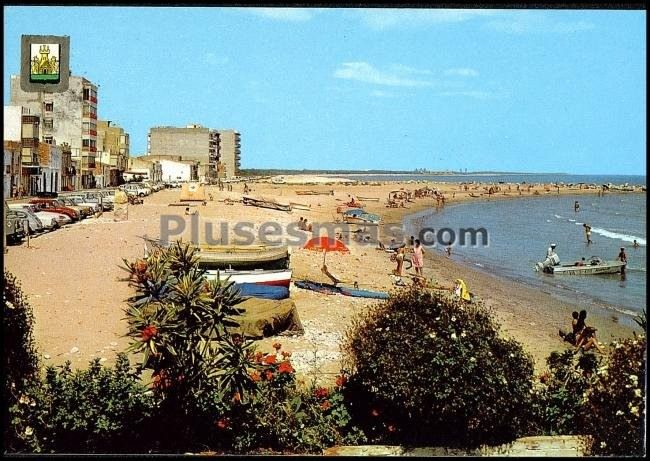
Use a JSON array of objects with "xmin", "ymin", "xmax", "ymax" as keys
[
  {"xmin": 406, "ymin": 193, "xmax": 646, "ymax": 321},
  {"xmin": 338, "ymin": 173, "xmax": 646, "ymax": 186}
]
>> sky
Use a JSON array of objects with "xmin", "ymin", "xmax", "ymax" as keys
[{"xmin": 3, "ymin": 7, "xmax": 647, "ymax": 174}]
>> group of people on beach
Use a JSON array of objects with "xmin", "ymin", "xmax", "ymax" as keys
[{"xmin": 559, "ymin": 310, "xmax": 604, "ymax": 353}]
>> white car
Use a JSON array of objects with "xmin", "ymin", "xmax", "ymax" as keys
[
  {"xmin": 8, "ymin": 203, "xmax": 65, "ymax": 229},
  {"xmin": 121, "ymin": 183, "xmax": 152, "ymax": 197}
]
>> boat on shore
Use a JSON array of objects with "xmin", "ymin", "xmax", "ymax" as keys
[
  {"xmin": 242, "ymin": 195, "xmax": 292, "ymax": 212},
  {"xmin": 536, "ymin": 256, "xmax": 626, "ymax": 275},
  {"xmin": 295, "ymin": 190, "xmax": 333, "ymax": 195},
  {"xmin": 205, "ymin": 268, "xmax": 293, "ymax": 287},
  {"xmin": 357, "ymin": 196, "xmax": 380, "ymax": 202},
  {"xmin": 342, "ymin": 209, "xmax": 381, "ymax": 226},
  {"xmin": 294, "ymin": 280, "xmax": 389, "ymax": 299},
  {"xmin": 196, "ymin": 244, "xmax": 290, "ymax": 270},
  {"xmin": 289, "ymin": 202, "xmax": 311, "ymax": 211}
]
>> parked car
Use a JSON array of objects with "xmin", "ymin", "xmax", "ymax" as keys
[
  {"xmin": 121, "ymin": 183, "xmax": 152, "ymax": 197},
  {"xmin": 5, "ymin": 209, "xmax": 26, "ymax": 244},
  {"xmin": 10, "ymin": 209, "xmax": 44, "ymax": 234},
  {"xmin": 29, "ymin": 198, "xmax": 80, "ymax": 221},
  {"xmin": 57, "ymin": 197, "xmax": 94, "ymax": 217},
  {"xmin": 64, "ymin": 195, "xmax": 102, "ymax": 214},
  {"xmin": 9, "ymin": 203, "xmax": 67, "ymax": 228},
  {"xmin": 82, "ymin": 192, "xmax": 114, "ymax": 210}
]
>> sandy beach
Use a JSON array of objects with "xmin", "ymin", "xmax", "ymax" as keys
[{"xmin": 4, "ymin": 178, "xmax": 640, "ymax": 384}]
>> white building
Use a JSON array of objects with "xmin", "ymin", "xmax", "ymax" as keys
[{"xmin": 160, "ymin": 159, "xmax": 196, "ymax": 182}]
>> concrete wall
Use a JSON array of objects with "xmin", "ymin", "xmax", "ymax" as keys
[
  {"xmin": 3, "ymin": 105, "xmax": 23, "ymax": 141},
  {"xmin": 10, "ymin": 74, "xmax": 87, "ymax": 151},
  {"xmin": 148, "ymin": 126, "xmax": 210, "ymax": 163},
  {"xmin": 160, "ymin": 159, "xmax": 192, "ymax": 182},
  {"xmin": 322, "ymin": 436, "xmax": 584, "ymax": 457}
]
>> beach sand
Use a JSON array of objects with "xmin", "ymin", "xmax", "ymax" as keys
[{"xmin": 4, "ymin": 179, "xmax": 639, "ymax": 384}]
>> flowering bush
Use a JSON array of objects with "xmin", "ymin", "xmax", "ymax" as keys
[
  {"xmin": 581, "ymin": 334, "xmax": 646, "ymax": 456},
  {"xmin": 342, "ymin": 287, "xmax": 535, "ymax": 448},
  {"xmin": 225, "ymin": 344, "xmax": 365, "ymax": 454},
  {"xmin": 526, "ymin": 350, "xmax": 600, "ymax": 436},
  {"xmin": 3, "ymin": 270, "xmax": 41, "ymax": 452}
]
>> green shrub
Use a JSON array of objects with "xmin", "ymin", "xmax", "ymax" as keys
[
  {"xmin": 341, "ymin": 287, "xmax": 535, "ymax": 448},
  {"xmin": 581, "ymin": 334, "xmax": 646, "ymax": 456},
  {"xmin": 527, "ymin": 350, "xmax": 600, "ymax": 436},
  {"xmin": 3, "ymin": 270, "xmax": 41, "ymax": 452}
]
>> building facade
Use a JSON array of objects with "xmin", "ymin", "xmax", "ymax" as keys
[
  {"xmin": 147, "ymin": 124, "xmax": 219, "ymax": 180},
  {"xmin": 10, "ymin": 74, "xmax": 99, "ymax": 189},
  {"xmin": 216, "ymin": 129, "xmax": 241, "ymax": 179},
  {"xmin": 96, "ymin": 120, "xmax": 129, "ymax": 186}
]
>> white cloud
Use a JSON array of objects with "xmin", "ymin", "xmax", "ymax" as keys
[
  {"xmin": 445, "ymin": 67, "xmax": 479, "ymax": 77},
  {"xmin": 334, "ymin": 62, "xmax": 435, "ymax": 87},
  {"xmin": 485, "ymin": 12, "xmax": 595, "ymax": 34},
  {"xmin": 357, "ymin": 9, "xmax": 499, "ymax": 30},
  {"xmin": 247, "ymin": 7, "xmax": 314, "ymax": 22}
]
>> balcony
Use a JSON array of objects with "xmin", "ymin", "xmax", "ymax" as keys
[{"xmin": 21, "ymin": 138, "xmax": 39, "ymax": 148}]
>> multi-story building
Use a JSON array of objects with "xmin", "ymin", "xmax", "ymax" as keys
[
  {"xmin": 147, "ymin": 124, "xmax": 219, "ymax": 180},
  {"xmin": 216, "ymin": 129, "xmax": 241, "ymax": 179},
  {"xmin": 10, "ymin": 74, "xmax": 99, "ymax": 189},
  {"xmin": 96, "ymin": 120, "xmax": 129, "ymax": 186},
  {"xmin": 4, "ymin": 105, "xmax": 64, "ymax": 196}
]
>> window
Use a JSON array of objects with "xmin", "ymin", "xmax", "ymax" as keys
[
  {"xmin": 44, "ymin": 102, "xmax": 54, "ymax": 112},
  {"xmin": 44, "ymin": 136, "xmax": 53, "ymax": 145},
  {"xmin": 82, "ymin": 139, "xmax": 90, "ymax": 147},
  {"xmin": 83, "ymin": 88, "xmax": 90, "ymax": 100},
  {"xmin": 43, "ymin": 119, "xmax": 53, "ymax": 130}
]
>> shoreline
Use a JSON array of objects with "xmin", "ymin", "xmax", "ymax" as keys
[{"xmin": 4, "ymin": 180, "xmax": 642, "ymax": 382}]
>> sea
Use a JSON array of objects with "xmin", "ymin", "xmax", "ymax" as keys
[
  {"xmin": 404, "ymin": 189, "xmax": 646, "ymax": 326},
  {"xmin": 332, "ymin": 173, "xmax": 646, "ymax": 187}
]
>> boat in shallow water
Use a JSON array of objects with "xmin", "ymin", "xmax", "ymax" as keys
[{"xmin": 535, "ymin": 256, "xmax": 626, "ymax": 275}]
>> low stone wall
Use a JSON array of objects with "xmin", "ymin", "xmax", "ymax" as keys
[{"xmin": 323, "ymin": 436, "xmax": 584, "ymax": 457}]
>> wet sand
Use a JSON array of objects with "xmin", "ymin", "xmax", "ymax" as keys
[{"xmin": 4, "ymin": 179, "xmax": 639, "ymax": 384}]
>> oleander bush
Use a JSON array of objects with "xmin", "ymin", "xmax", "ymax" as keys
[
  {"xmin": 341, "ymin": 286, "xmax": 535, "ymax": 448},
  {"xmin": 581, "ymin": 334, "xmax": 646, "ymax": 456}
]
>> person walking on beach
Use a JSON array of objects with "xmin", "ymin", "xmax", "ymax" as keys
[
  {"xmin": 412, "ymin": 239, "xmax": 425, "ymax": 276},
  {"xmin": 583, "ymin": 223, "xmax": 593, "ymax": 244},
  {"xmin": 393, "ymin": 247, "xmax": 405, "ymax": 276}
]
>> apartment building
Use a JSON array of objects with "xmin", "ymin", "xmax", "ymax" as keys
[
  {"xmin": 147, "ymin": 124, "xmax": 219, "ymax": 180},
  {"xmin": 96, "ymin": 120, "xmax": 130, "ymax": 186},
  {"xmin": 216, "ymin": 129, "xmax": 241, "ymax": 179},
  {"xmin": 10, "ymin": 74, "xmax": 99, "ymax": 189}
]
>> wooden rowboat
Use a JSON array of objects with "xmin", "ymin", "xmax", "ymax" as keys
[
  {"xmin": 357, "ymin": 196, "xmax": 380, "ymax": 202},
  {"xmin": 242, "ymin": 195, "xmax": 292, "ymax": 212},
  {"xmin": 196, "ymin": 244, "xmax": 289, "ymax": 269},
  {"xmin": 204, "ymin": 268, "xmax": 293, "ymax": 287}
]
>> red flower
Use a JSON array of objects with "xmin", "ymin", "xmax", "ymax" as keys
[
  {"xmin": 233, "ymin": 392, "xmax": 241, "ymax": 403},
  {"xmin": 272, "ymin": 342, "xmax": 282, "ymax": 351},
  {"xmin": 371, "ymin": 408, "xmax": 380, "ymax": 417},
  {"xmin": 152, "ymin": 369, "xmax": 171, "ymax": 390},
  {"xmin": 387, "ymin": 424, "xmax": 396, "ymax": 433},
  {"xmin": 216, "ymin": 418, "xmax": 229, "ymax": 430},
  {"xmin": 335, "ymin": 375, "xmax": 347, "ymax": 387},
  {"xmin": 320, "ymin": 400, "xmax": 331, "ymax": 411},
  {"xmin": 314, "ymin": 387, "xmax": 329, "ymax": 399},
  {"xmin": 134, "ymin": 259, "xmax": 147, "ymax": 273},
  {"xmin": 281, "ymin": 351, "xmax": 292, "ymax": 358},
  {"xmin": 141, "ymin": 325, "xmax": 158, "ymax": 341},
  {"xmin": 250, "ymin": 371, "xmax": 261, "ymax": 382},
  {"xmin": 278, "ymin": 361, "xmax": 295, "ymax": 374},
  {"xmin": 254, "ymin": 351, "xmax": 264, "ymax": 363},
  {"xmin": 265, "ymin": 370, "xmax": 274, "ymax": 381},
  {"xmin": 264, "ymin": 354, "xmax": 277, "ymax": 365}
]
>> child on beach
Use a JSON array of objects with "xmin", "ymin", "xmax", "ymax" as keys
[{"xmin": 412, "ymin": 239, "xmax": 425, "ymax": 276}]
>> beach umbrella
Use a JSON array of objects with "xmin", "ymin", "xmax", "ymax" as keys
[{"xmin": 303, "ymin": 236, "xmax": 350, "ymax": 265}]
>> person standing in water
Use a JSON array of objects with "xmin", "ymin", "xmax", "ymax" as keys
[
  {"xmin": 574, "ymin": 201, "xmax": 580, "ymax": 212},
  {"xmin": 583, "ymin": 223, "xmax": 593, "ymax": 244}
]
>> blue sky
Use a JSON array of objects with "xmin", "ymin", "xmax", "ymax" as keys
[{"xmin": 3, "ymin": 7, "xmax": 646, "ymax": 174}]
